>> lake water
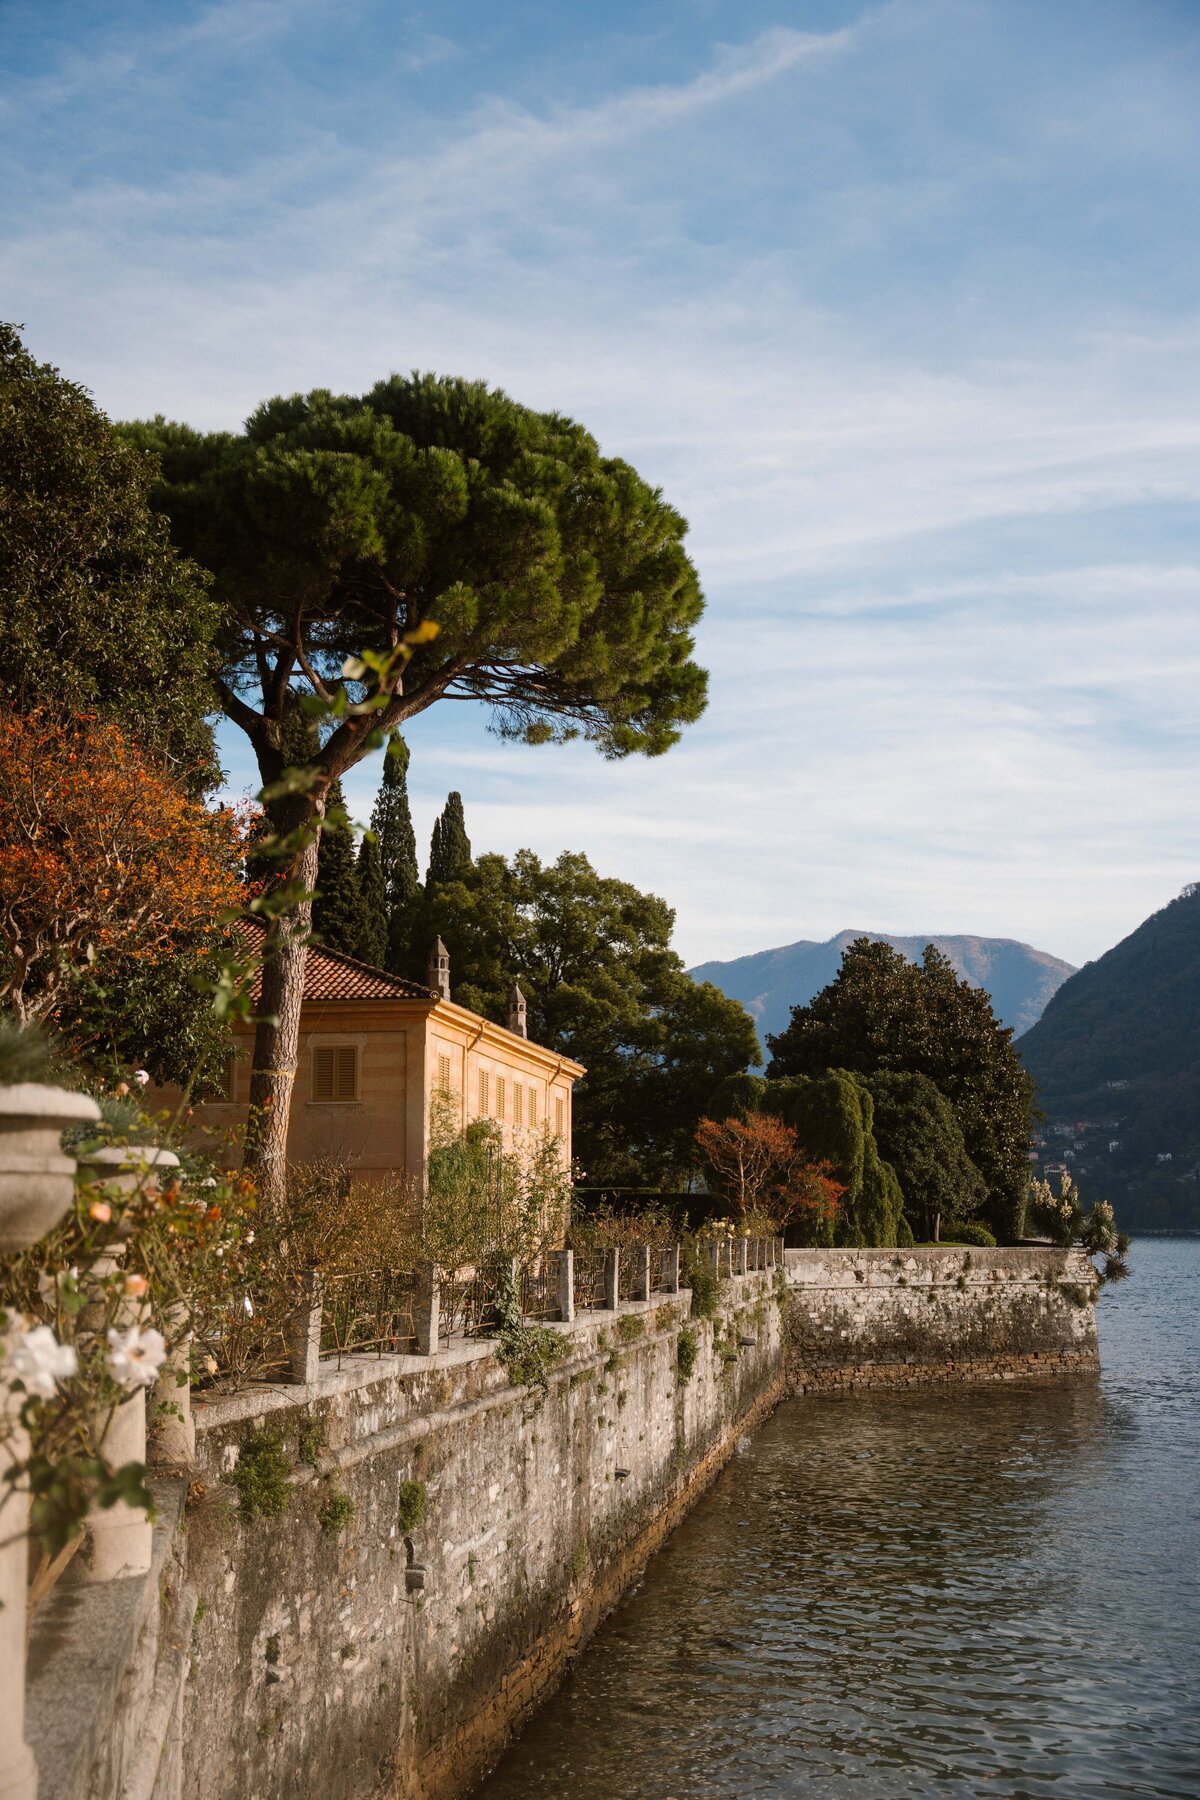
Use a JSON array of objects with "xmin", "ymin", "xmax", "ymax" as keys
[{"xmin": 476, "ymin": 1239, "xmax": 1200, "ymax": 1798}]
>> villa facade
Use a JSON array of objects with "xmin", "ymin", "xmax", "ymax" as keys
[{"xmin": 182, "ymin": 929, "xmax": 583, "ymax": 1182}]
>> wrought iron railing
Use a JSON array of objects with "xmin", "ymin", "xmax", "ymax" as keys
[
  {"xmin": 320, "ymin": 1269, "xmax": 417, "ymax": 1364},
  {"xmin": 192, "ymin": 1286, "xmax": 293, "ymax": 1389},
  {"xmin": 572, "ymin": 1247, "xmax": 608, "ymax": 1311}
]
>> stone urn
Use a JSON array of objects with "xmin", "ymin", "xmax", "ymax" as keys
[
  {"xmin": 0, "ymin": 1083, "xmax": 102, "ymax": 1253},
  {"xmin": 76, "ymin": 1141, "xmax": 181, "ymax": 1201}
]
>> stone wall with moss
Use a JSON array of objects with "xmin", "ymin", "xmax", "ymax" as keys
[
  {"xmin": 180, "ymin": 1272, "xmax": 789, "ymax": 1800},
  {"xmin": 785, "ymin": 1245, "xmax": 1100, "ymax": 1389}
]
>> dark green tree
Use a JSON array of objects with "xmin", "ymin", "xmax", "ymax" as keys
[
  {"xmin": 427, "ymin": 792, "xmax": 473, "ymax": 888},
  {"xmin": 865, "ymin": 1072, "xmax": 986, "ymax": 1242},
  {"xmin": 427, "ymin": 848, "xmax": 758, "ymax": 1185},
  {"xmin": 369, "ymin": 736, "xmax": 422, "ymax": 977},
  {"xmin": 123, "ymin": 375, "xmax": 706, "ymax": 1207},
  {"xmin": 768, "ymin": 939, "xmax": 1033, "ymax": 1239},
  {"xmin": 313, "ymin": 782, "xmax": 368, "ymax": 957},
  {"xmin": 0, "ymin": 324, "xmax": 220, "ymax": 788},
  {"xmin": 706, "ymin": 1070, "xmax": 904, "ymax": 1247},
  {"xmin": 355, "ymin": 835, "xmax": 388, "ymax": 968}
]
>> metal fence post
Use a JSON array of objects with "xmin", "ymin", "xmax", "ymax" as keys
[
  {"xmin": 604, "ymin": 1246, "xmax": 620, "ymax": 1311},
  {"xmin": 556, "ymin": 1249, "xmax": 575, "ymax": 1323},
  {"xmin": 663, "ymin": 1244, "xmax": 680, "ymax": 1294}
]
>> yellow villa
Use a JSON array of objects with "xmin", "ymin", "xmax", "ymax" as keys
[{"xmin": 184, "ymin": 928, "xmax": 583, "ymax": 1181}]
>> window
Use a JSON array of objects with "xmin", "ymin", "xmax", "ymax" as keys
[
  {"xmin": 496, "ymin": 1075, "xmax": 506, "ymax": 1121},
  {"xmin": 437, "ymin": 1053, "xmax": 452, "ymax": 1094},
  {"xmin": 212, "ymin": 1049, "xmax": 236, "ymax": 1103},
  {"xmin": 555, "ymin": 1094, "xmax": 565, "ymax": 1138},
  {"xmin": 513, "ymin": 1083, "xmax": 523, "ymax": 1127},
  {"xmin": 478, "ymin": 1068, "xmax": 490, "ymax": 1116},
  {"xmin": 527, "ymin": 1087, "xmax": 537, "ymax": 1127},
  {"xmin": 312, "ymin": 1044, "xmax": 358, "ymax": 1102}
]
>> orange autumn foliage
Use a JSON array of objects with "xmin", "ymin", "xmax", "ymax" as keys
[
  {"xmin": 695, "ymin": 1110, "xmax": 845, "ymax": 1236},
  {"xmin": 0, "ymin": 712, "xmax": 245, "ymax": 1023}
]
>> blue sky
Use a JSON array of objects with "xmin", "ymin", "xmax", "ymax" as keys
[{"xmin": 4, "ymin": 0, "xmax": 1199, "ymax": 968}]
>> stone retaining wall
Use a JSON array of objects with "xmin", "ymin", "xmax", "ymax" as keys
[
  {"xmin": 180, "ymin": 1272, "xmax": 787, "ymax": 1800},
  {"xmin": 785, "ymin": 1245, "xmax": 1099, "ymax": 1389}
]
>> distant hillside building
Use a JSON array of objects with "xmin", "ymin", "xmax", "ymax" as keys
[{"xmin": 174, "ymin": 925, "xmax": 583, "ymax": 1182}]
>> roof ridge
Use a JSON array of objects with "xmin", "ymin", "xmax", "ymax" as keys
[{"xmin": 237, "ymin": 915, "xmax": 437, "ymax": 1000}]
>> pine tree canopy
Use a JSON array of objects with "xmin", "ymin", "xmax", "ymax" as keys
[
  {"xmin": 428, "ymin": 791, "xmax": 472, "ymax": 888},
  {"xmin": 120, "ymin": 371, "xmax": 707, "ymax": 787},
  {"xmin": 0, "ymin": 324, "xmax": 220, "ymax": 788}
]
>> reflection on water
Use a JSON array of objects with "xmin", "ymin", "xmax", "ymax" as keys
[{"xmin": 477, "ymin": 1240, "xmax": 1200, "ymax": 1798}]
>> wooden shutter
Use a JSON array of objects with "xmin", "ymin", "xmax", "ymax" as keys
[
  {"xmin": 437, "ymin": 1053, "xmax": 451, "ymax": 1093},
  {"xmin": 555, "ymin": 1094, "xmax": 565, "ymax": 1137},
  {"xmin": 496, "ymin": 1076, "xmax": 506, "ymax": 1120},
  {"xmin": 478, "ymin": 1069, "xmax": 489, "ymax": 1115},
  {"xmin": 513, "ymin": 1083, "xmax": 523, "ymax": 1127},
  {"xmin": 313, "ymin": 1045, "xmax": 358, "ymax": 1101},
  {"xmin": 527, "ymin": 1087, "xmax": 537, "ymax": 1127}
]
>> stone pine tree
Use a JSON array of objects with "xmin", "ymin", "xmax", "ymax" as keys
[
  {"xmin": 369, "ymin": 735, "xmax": 422, "ymax": 977},
  {"xmin": 313, "ymin": 781, "xmax": 369, "ymax": 957},
  {"xmin": 355, "ymin": 835, "xmax": 388, "ymax": 967},
  {"xmin": 427, "ymin": 792, "xmax": 472, "ymax": 888},
  {"xmin": 123, "ymin": 375, "xmax": 706, "ymax": 1210}
]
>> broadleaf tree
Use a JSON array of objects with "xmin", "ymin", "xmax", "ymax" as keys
[
  {"xmin": 123, "ymin": 375, "xmax": 707, "ymax": 1207},
  {"xmin": 767, "ymin": 939, "xmax": 1033, "ymax": 1239},
  {"xmin": 423, "ymin": 847, "xmax": 758, "ymax": 1185},
  {"xmin": 0, "ymin": 323, "xmax": 220, "ymax": 789}
]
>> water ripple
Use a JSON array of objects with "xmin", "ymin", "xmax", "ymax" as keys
[{"xmin": 477, "ymin": 1241, "xmax": 1200, "ymax": 1798}]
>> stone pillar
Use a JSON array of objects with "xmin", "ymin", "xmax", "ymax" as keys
[
  {"xmin": 735, "ymin": 1239, "xmax": 748, "ymax": 1277},
  {"xmin": 663, "ymin": 1244, "xmax": 680, "ymax": 1294},
  {"xmin": 632, "ymin": 1245, "xmax": 651, "ymax": 1302},
  {"xmin": 603, "ymin": 1247, "xmax": 620, "ymax": 1311},
  {"xmin": 0, "ymin": 1327, "xmax": 40, "ymax": 1800},
  {"xmin": 150, "ymin": 1302, "xmax": 194, "ymax": 1470},
  {"xmin": 707, "ymin": 1242, "xmax": 720, "ymax": 1279},
  {"xmin": 555, "ymin": 1249, "xmax": 575, "ymax": 1323},
  {"xmin": 0, "ymin": 1081, "xmax": 99, "ymax": 1800},
  {"xmin": 414, "ymin": 1261, "xmax": 440, "ymax": 1355},
  {"xmin": 285, "ymin": 1272, "xmax": 324, "ymax": 1384},
  {"xmin": 77, "ymin": 1242, "xmax": 154, "ymax": 1584}
]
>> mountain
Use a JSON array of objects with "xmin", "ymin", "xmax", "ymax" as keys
[
  {"xmin": 1018, "ymin": 884, "xmax": 1200, "ymax": 1232},
  {"xmin": 690, "ymin": 931, "xmax": 1075, "ymax": 1051}
]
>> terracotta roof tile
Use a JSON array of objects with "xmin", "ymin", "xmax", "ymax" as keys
[{"xmin": 237, "ymin": 917, "xmax": 436, "ymax": 1003}]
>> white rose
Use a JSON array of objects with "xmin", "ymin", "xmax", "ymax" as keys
[
  {"xmin": 106, "ymin": 1325, "xmax": 168, "ymax": 1389},
  {"xmin": 9, "ymin": 1324, "xmax": 78, "ymax": 1398}
]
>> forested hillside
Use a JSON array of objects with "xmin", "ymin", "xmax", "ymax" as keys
[{"xmin": 1018, "ymin": 885, "xmax": 1200, "ymax": 1231}]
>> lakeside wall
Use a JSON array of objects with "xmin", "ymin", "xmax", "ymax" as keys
[
  {"xmin": 785, "ymin": 1245, "xmax": 1100, "ymax": 1388},
  {"xmin": 23, "ymin": 1247, "xmax": 1101, "ymax": 1800}
]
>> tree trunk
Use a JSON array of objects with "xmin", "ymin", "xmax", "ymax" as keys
[{"xmin": 243, "ymin": 801, "xmax": 321, "ymax": 1219}]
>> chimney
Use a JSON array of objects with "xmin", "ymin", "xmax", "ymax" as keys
[
  {"xmin": 507, "ymin": 981, "xmax": 528, "ymax": 1038},
  {"xmin": 427, "ymin": 937, "xmax": 451, "ymax": 1002}
]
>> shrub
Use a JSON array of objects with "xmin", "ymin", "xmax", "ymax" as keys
[
  {"xmin": 397, "ymin": 1479, "xmax": 428, "ymax": 1532},
  {"xmin": 617, "ymin": 1314, "xmax": 645, "ymax": 1343},
  {"xmin": 940, "ymin": 1221, "xmax": 997, "ymax": 1247},
  {"xmin": 318, "ymin": 1488, "xmax": 356, "ymax": 1535},
  {"xmin": 686, "ymin": 1258, "xmax": 720, "ymax": 1321},
  {"xmin": 233, "ymin": 1432, "xmax": 291, "ymax": 1519},
  {"xmin": 676, "ymin": 1327, "xmax": 699, "ymax": 1381}
]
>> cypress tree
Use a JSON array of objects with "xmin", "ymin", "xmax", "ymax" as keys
[
  {"xmin": 313, "ymin": 780, "xmax": 368, "ymax": 956},
  {"xmin": 355, "ymin": 834, "xmax": 388, "ymax": 967},
  {"xmin": 370, "ymin": 735, "xmax": 423, "ymax": 975},
  {"xmin": 427, "ymin": 791, "xmax": 472, "ymax": 887}
]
